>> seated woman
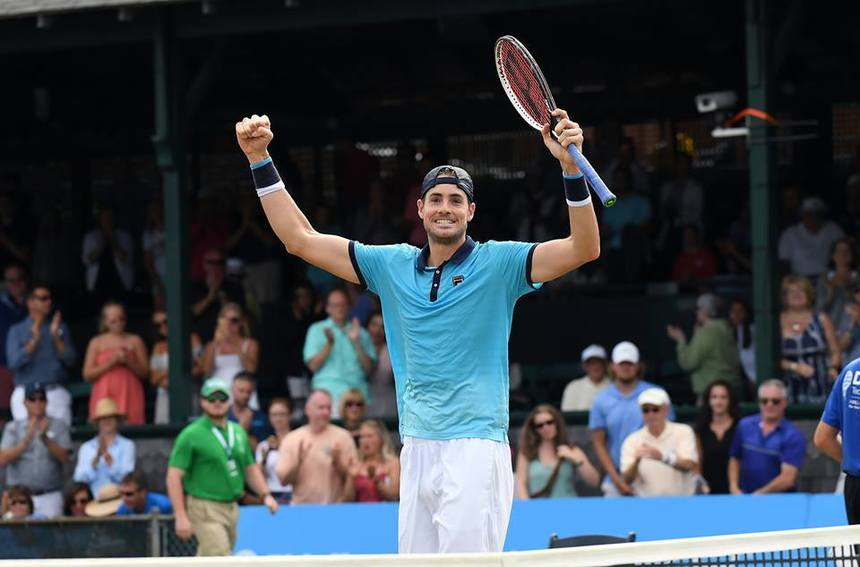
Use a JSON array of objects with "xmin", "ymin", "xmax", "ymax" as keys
[
  {"xmin": 2, "ymin": 485, "xmax": 46, "ymax": 520},
  {"xmin": 516, "ymin": 404, "xmax": 600, "ymax": 499},
  {"xmin": 694, "ymin": 380, "xmax": 740, "ymax": 494},
  {"xmin": 339, "ymin": 388, "xmax": 367, "ymax": 446},
  {"xmin": 351, "ymin": 420, "xmax": 400, "ymax": 502},
  {"xmin": 63, "ymin": 482, "xmax": 93, "ymax": 517}
]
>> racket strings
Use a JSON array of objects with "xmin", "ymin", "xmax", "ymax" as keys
[{"xmin": 499, "ymin": 42, "xmax": 552, "ymax": 126}]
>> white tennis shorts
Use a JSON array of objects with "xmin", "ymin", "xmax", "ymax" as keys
[{"xmin": 398, "ymin": 436, "xmax": 514, "ymax": 554}]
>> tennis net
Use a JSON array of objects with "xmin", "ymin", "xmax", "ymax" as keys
[{"xmin": 2, "ymin": 525, "xmax": 858, "ymax": 567}]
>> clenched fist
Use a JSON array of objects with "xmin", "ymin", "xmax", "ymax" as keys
[{"xmin": 236, "ymin": 114, "xmax": 273, "ymax": 164}]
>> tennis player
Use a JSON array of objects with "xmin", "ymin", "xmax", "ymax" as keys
[
  {"xmin": 235, "ymin": 109, "xmax": 600, "ymax": 553},
  {"xmin": 815, "ymin": 359, "xmax": 860, "ymax": 526}
]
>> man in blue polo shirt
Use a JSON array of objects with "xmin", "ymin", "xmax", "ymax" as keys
[
  {"xmin": 235, "ymin": 109, "xmax": 601, "ymax": 554},
  {"xmin": 815, "ymin": 358, "xmax": 860, "ymax": 525},
  {"xmin": 729, "ymin": 379, "xmax": 806, "ymax": 494},
  {"xmin": 116, "ymin": 470, "xmax": 173, "ymax": 515}
]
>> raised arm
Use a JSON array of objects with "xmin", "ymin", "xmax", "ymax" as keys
[
  {"xmin": 530, "ymin": 109, "xmax": 601, "ymax": 283},
  {"xmin": 236, "ymin": 115, "xmax": 358, "ymax": 284}
]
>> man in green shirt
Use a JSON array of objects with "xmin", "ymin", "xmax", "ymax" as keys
[
  {"xmin": 666, "ymin": 293, "xmax": 742, "ymax": 398},
  {"xmin": 167, "ymin": 378, "xmax": 277, "ymax": 556}
]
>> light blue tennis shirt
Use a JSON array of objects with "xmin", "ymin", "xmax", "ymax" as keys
[{"xmin": 350, "ymin": 236, "xmax": 540, "ymax": 442}]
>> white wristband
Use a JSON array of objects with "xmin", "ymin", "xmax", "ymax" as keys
[
  {"xmin": 256, "ymin": 183, "xmax": 286, "ymax": 198},
  {"xmin": 566, "ymin": 194, "xmax": 592, "ymax": 208}
]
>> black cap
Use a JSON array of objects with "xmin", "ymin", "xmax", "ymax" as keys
[
  {"xmin": 420, "ymin": 165, "xmax": 474, "ymax": 202},
  {"xmin": 25, "ymin": 382, "xmax": 46, "ymax": 398}
]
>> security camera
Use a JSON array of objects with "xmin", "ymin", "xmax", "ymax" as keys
[{"xmin": 695, "ymin": 91, "xmax": 738, "ymax": 114}]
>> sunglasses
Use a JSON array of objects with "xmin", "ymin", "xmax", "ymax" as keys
[
  {"xmin": 641, "ymin": 406, "xmax": 662, "ymax": 414},
  {"xmin": 206, "ymin": 394, "xmax": 229, "ymax": 403},
  {"xmin": 533, "ymin": 419, "xmax": 555, "ymax": 429},
  {"xmin": 759, "ymin": 397, "xmax": 784, "ymax": 406},
  {"xmin": 345, "ymin": 401, "xmax": 364, "ymax": 408},
  {"xmin": 26, "ymin": 395, "xmax": 47, "ymax": 402}
]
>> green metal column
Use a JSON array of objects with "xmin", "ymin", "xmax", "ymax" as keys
[
  {"xmin": 747, "ymin": 0, "xmax": 779, "ymax": 383},
  {"xmin": 153, "ymin": 11, "xmax": 192, "ymax": 423}
]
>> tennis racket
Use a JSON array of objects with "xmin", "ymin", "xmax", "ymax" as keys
[{"xmin": 494, "ymin": 35, "xmax": 616, "ymax": 207}]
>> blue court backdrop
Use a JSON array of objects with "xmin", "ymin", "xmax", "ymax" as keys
[{"xmin": 234, "ymin": 493, "xmax": 848, "ymax": 555}]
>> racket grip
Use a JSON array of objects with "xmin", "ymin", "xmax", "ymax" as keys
[{"xmin": 566, "ymin": 145, "xmax": 616, "ymax": 207}]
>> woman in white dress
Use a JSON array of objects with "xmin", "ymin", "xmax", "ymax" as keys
[
  {"xmin": 149, "ymin": 308, "xmax": 204, "ymax": 424},
  {"xmin": 200, "ymin": 302, "xmax": 260, "ymax": 409}
]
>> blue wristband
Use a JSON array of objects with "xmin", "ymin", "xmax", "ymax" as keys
[
  {"xmin": 563, "ymin": 173, "xmax": 590, "ymax": 207},
  {"xmin": 250, "ymin": 157, "xmax": 273, "ymax": 170},
  {"xmin": 250, "ymin": 158, "xmax": 285, "ymax": 197}
]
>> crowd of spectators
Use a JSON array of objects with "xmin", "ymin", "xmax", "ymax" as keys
[{"xmin": 0, "ymin": 140, "xmax": 854, "ymax": 541}]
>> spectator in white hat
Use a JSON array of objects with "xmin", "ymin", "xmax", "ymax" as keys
[
  {"xmin": 561, "ymin": 344, "xmax": 611, "ymax": 412},
  {"xmin": 620, "ymin": 388, "xmax": 697, "ymax": 496},
  {"xmin": 588, "ymin": 341, "xmax": 674, "ymax": 496},
  {"xmin": 778, "ymin": 196, "xmax": 844, "ymax": 279}
]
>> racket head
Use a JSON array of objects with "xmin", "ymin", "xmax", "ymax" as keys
[{"xmin": 495, "ymin": 35, "xmax": 558, "ymax": 132}]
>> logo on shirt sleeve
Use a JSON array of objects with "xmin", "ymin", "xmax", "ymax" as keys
[
  {"xmin": 452, "ymin": 275, "xmax": 465, "ymax": 286},
  {"xmin": 844, "ymin": 371, "xmax": 857, "ymax": 396}
]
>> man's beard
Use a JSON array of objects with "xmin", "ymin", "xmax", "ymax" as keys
[
  {"xmin": 205, "ymin": 407, "xmax": 228, "ymax": 419},
  {"xmin": 426, "ymin": 224, "xmax": 467, "ymax": 246}
]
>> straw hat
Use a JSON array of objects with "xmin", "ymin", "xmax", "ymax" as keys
[
  {"xmin": 90, "ymin": 398, "xmax": 125, "ymax": 423},
  {"xmin": 85, "ymin": 483, "xmax": 122, "ymax": 517}
]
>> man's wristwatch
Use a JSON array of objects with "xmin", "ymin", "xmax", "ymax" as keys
[{"xmin": 661, "ymin": 452, "xmax": 678, "ymax": 467}]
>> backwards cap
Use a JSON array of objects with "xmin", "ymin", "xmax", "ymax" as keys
[{"xmin": 420, "ymin": 165, "xmax": 474, "ymax": 202}]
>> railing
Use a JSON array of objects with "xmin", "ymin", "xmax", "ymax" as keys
[{"xmin": 0, "ymin": 512, "xmax": 196, "ymax": 559}]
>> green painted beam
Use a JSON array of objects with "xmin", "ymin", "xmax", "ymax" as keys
[
  {"xmin": 746, "ymin": 0, "xmax": 779, "ymax": 384},
  {"xmin": 153, "ymin": 10, "xmax": 193, "ymax": 423},
  {"xmin": 0, "ymin": 0, "xmax": 595, "ymax": 53}
]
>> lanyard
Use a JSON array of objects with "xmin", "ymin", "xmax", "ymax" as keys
[{"xmin": 210, "ymin": 423, "xmax": 235, "ymax": 460}]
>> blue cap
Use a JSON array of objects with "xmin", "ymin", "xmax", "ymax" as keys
[
  {"xmin": 420, "ymin": 165, "xmax": 474, "ymax": 202},
  {"xmin": 25, "ymin": 382, "xmax": 46, "ymax": 398}
]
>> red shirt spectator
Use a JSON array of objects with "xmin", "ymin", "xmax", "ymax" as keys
[{"xmin": 672, "ymin": 225, "xmax": 716, "ymax": 282}]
